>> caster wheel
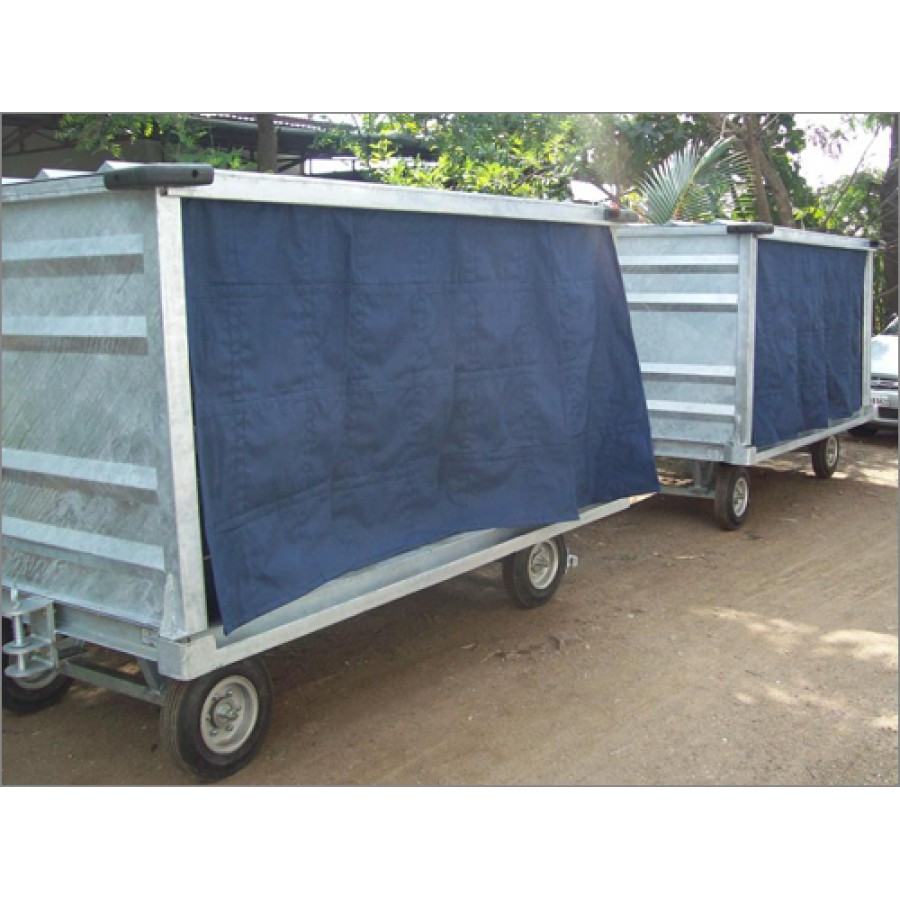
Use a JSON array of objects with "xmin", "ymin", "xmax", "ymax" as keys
[
  {"xmin": 502, "ymin": 536, "xmax": 568, "ymax": 609},
  {"xmin": 811, "ymin": 435, "xmax": 841, "ymax": 479},
  {"xmin": 714, "ymin": 466, "xmax": 751, "ymax": 531},
  {"xmin": 160, "ymin": 657, "xmax": 273, "ymax": 782},
  {"xmin": 2, "ymin": 618, "xmax": 71, "ymax": 714}
]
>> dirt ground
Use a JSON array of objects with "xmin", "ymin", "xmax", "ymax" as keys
[{"xmin": 2, "ymin": 433, "xmax": 897, "ymax": 787}]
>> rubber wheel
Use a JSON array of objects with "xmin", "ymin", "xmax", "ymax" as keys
[
  {"xmin": 811, "ymin": 435, "xmax": 841, "ymax": 479},
  {"xmin": 160, "ymin": 657, "xmax": 273, "ymax": 782},
  {"xmin": 2, "ymin": 618, "xmax": 71, "ymax": 715},
  {"xmin": 502, "ymin": 536, "xmax": 567, "ymax": 609},
  {"xmin": 714, "ymin": 466, "xmax": 751, "ymax": 531}
]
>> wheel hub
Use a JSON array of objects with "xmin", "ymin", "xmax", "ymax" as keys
[
  {"xmin": 210, "ymin": 695, "xmax": 241, "ymax": 728},
  {"xmin": 825, "ymin": 436, "xmax": 839, "ymax": 467},
  {"xmin": 732, "ymin": 477, "xmax": 749, "ymax": 518},
  {"xmin": 200, "ymin": 675, "xmax": 259, "ymax": 753},
  {"xmin": 528, "ymin": 541, "xmax": 559, "ymax": 590}
]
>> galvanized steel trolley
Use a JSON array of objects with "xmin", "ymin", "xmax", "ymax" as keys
[
  {"xmin": 2, "ymin": 164, "xmax": 654, "ymax": 780},
  {"xmin": 615, "ymin": 222, "xmax": 877, "ymax": 529}
]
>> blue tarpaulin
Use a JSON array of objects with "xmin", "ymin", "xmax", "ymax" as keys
[
  {"xmin": 182, "ymin": 199, "xmax": 659, "ymax": 633},
  {"xmin": 752, "ymin": 240, "xmax": 866, "ymax": 449}
]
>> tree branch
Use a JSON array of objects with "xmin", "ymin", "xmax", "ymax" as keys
[
  {"xmin": 758, "ymin": 148, "xmax": 795, "ymax": 227},
  {"xmin": 822, "ymin": 126, "xmax": 884, "ymax": 229},
  {"xmin": 742, "ymin": 115, "xmax": 773, "ymax": 223}
]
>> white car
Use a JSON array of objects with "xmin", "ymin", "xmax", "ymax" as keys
[{"xmin": 856, "ymin": 316, "xmax": 898, "ymax": 434}]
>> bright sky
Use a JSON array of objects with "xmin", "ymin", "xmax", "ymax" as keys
[{"xmin": 796, "ymin": 113, "xmax": 891, "ymax": 188}]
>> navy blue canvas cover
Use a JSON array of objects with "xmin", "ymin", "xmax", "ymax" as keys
[
  {"xmin": 181, "ymin": 198, "xmax": 659, "ymax": 633},
  {"xmin": 752, "ymin": 240, "xmax": 866, "ymax": 449}
]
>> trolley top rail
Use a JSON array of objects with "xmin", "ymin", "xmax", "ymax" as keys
[{"xmin": 2, "ymin": 162, "xmax": 630, "ymax": 228}]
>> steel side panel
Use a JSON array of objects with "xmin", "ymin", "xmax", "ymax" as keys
[
  {"xmin": 1, "ymin": 190, "xmax": 198, "ymax": 638},
  {"xmin": 617, "ymin": 229, "xmax": 743, "ymax": 454}
]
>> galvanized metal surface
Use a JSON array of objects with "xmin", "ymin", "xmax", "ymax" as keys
[
  {"xmin": 60, "ymin": 657, "xmax": 164, "ymax": 705},
  {"xmin": 617, "ymin": 228, "xmax": 745, "ymax": 462},
  {"xmin": 158, "ymin": 496, "xmax": 638, "ymax": 681},
  {"xmin": 1, "ymin": 184, "xmax": 203, "ymax": 642},
  {"xmin": 2, "ymin": 165, "xmax": 644, "ymax": 687},
  {"xmin": 20, "ymin": 495, "xmax": 639, "ymax": 682},
  {"xmin": 166, "ymin": 168, "xmax": 621, "ymax": 227},
  {"xmin": 615, "ymin": 223, "xmax": 875, "ymax": 468},
  {"xmin": 1, "ymin": 588, "xmax": 59, "ymax": 680}
]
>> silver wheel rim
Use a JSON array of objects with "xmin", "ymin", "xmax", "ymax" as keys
[
  {"xmin": 11, "ymin": 668, "xmax": 59, "ymax": 691},
  {"xmin": 200, "ymin": 675, "xmax": 260, "ymax": 754},
  {"xmin": 825, "ymin": 436, "xmax": 839, "ymax": 468},
  {"xmin": 527, "ymin": 541, "xmax": 559, "ymax": 590},
  {"xmin": 732, "ymin": 476, "xmax": 749, "ymax": 518}
]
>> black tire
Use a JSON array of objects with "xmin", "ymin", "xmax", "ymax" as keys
[
  {"xmin": 811, "ymin": 435, "xmax": 841, "ymax": 479},
  {"xmin": 160, "ymin": 657, "xmax": 273, "ymax": 782},
  {"xmin": 714, "ymin": 465, "xmax": 751, "ymax": 531},
  {"xmin": 850, "ymin": 424, "xmax": 878, "ymax": 437},
  {"xmin": 2, "ymin": 618, "xmax": 71, "ymax": 715},
  {"xmin": 502, "ymin": 536, "xmax": 567, "ymax": 609}
]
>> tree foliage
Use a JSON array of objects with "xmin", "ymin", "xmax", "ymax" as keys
[
  {"xmin": 572, "ymin": 113, "xmax": 811, "ymax": 226},
  {"xmin": 636, "ymin": 137, "xmax": 753, "ymax": 224},
  {"xmin": 878, "ymin": 114, "xmax": 898, "ymax": 326},
  {"xmin": 798, "ymin": 114, "xmax": 897, "ymax": 329},
  {"xmin": 801, "ymin": 168, "xmax": 882, "ymax": 235},
  {"xmin": 572, "ymin": 113, "xmax": 717, "ymax": 203},
  {"xmin": 56, "ymin": 114, "xmax": 249, "ymax": 169},
  {"xmin": 336, "ymin": 113, "xmax": 580, "ymax": 200}
]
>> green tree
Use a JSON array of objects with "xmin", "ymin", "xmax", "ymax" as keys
[
  {"xmin": 575, "ymin": 113, "xmax": 812, "ymax": 226},
  {"xmin": 336, "ymin": 113, "xmax": 580, "ymax": 200},
  {"xmin": 879, "ymin": 114, "xmax": 898, "ymax": 325},
  {"xmin": 799, "ymin": 114, "xmax": 898, "ymax": 329},
  {"xmin": 572, "ymin": 113, "xmax": 717, "ymax": 205},
  {"xmin": 636, "ymin": 137, "xmax": 753, "ymax": 224},
  {"xmin": 56, "ymin": 114, "xmax": 249, "ymax": 169},
  {"xmin": 57, "ymin": 114, "xmax": 194, "ymax": 158}
]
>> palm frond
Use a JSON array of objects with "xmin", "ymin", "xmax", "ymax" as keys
[{"xmin": 637, "ymin": 137, "xmax": 753, "ymax": 224}]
